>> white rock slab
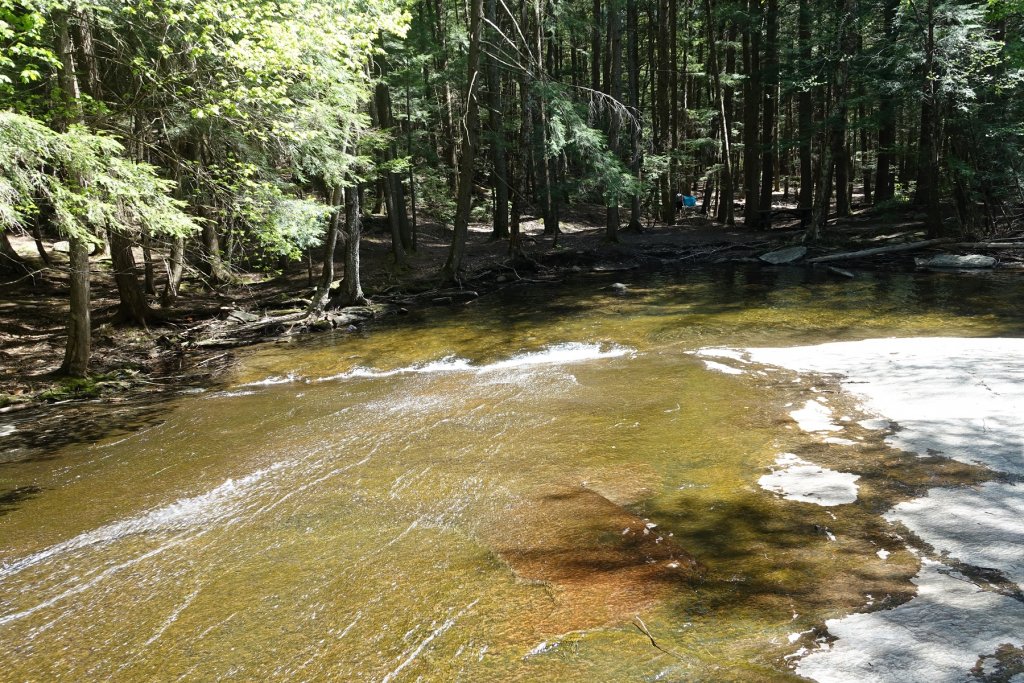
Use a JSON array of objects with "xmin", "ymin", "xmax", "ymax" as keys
[
  {"xmin": 701, "ymin": 360, "xmax": 744, "ymax": 375},
  {"xmin": 742, "ymin": 338, "xmax": 1024, "ymax": 475},
  {"xmin": 707, "ymin": 337, "xmax": 1024, "ymax": 681},
  {"xmin": 796, "ymin": 559, "xmax": 1024, "ymax": 683},
  {"xmin": 759, "ymin": 453, "xmax": 859, "ymax": 506},
  {"xmin": 887, "ymin": 481, "xmax": 1024, "ymax": 590},
  {"xmin": 790, "ymin": 400, "xmax": 844, "ymax": 433}
]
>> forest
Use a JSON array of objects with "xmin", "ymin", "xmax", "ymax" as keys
[
  {"xmin": 3, "ymin": 2, "xmax": 1024, "ymax": 680},
  {"xmin": 2, "ymin": 0, "xmax": 1023, "ymax": 380}
]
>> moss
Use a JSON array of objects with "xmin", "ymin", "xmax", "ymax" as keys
[
  {"xmin": 0, "ymin": 393, "xmax": 30, "ymax": 409},
  {"xmin": 37, "ymin": 377, "xmax": 105, "ymax": 402}
]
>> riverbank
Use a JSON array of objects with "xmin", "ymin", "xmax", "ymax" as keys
[{"xmin": 2, "ymin": 205, "xmax": 1022, "ymax": 457}]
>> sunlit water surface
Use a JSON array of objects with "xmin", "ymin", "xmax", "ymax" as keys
[{"xmin": 2, "ymin": 265, "xmax": 1023, "ymax": 681}]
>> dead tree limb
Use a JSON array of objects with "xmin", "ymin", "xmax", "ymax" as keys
[{"xmin": 806, "ymin": 238, "xmax": 955, "ymax": 263}]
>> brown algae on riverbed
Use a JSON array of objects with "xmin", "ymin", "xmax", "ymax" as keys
[{"xmin": 1, "ymin": 267, "xmax": 1022, "ymax": 680}]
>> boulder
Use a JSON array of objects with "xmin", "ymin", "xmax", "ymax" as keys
[
  {"xmin": 914, "ymin": 253, "xmax": 996, "ymax": 269},
  {"xmin": 52, "ymin": 241, "xmax": 70, "ymax": 253},
  {"xmin": 759, "ymin": 246, "xmax": 807, "ymax": 265}
]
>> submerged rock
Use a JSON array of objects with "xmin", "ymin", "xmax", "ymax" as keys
[{"xmin": 609, "ymin": 282, "xmax": 628, "ymax": 295}]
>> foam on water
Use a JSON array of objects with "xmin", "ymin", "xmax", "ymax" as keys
[
  {"xmin": 240, "ymin": 373, "xmax": 304, "ymax": 387},
  {"xmin": 316, "ymin": 342, "xmax": 634, "ymax": 383},
  {"xmin": 0, "ymin": 461, "xmax": 291, "ymax": 584}
]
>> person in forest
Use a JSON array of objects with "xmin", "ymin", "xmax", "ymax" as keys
[{"xmin": 676, "ymin": 191, "xmax": 698, "ymax": 217}]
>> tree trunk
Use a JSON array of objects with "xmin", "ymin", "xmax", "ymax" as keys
[
  {"xmin": 333, "ymin": 184, "xmax": 368, "ymax": 307},
  {"xmin": 758, "ymin": 0, "xmax": 778, "ymax": 220},
  {"xmin": 535, "ymin": 0, "xmax": 559, "ymax": 236},
  {"xmin": 309, "ymin": 185, "xmax": 344, "ymax": 315},
  {"xmin": 141, "ymin": 231, "xmax": 156, "ymax": 295},
  {"xmin": 161, "ymin": 236, "xmax": 185, "ymax": 307},
  {"xmin": 705, "ymin": 0, "xmax": 734, "ymax": 225},
  {"xmin": 200, "ymin": 220, "xmax": 235, "ymax": 285},
  {"xmin": 742, "ymin": 2, "xmax": 761, "ymax": 227},
  {"xmin": 487, "ymin": 0, "xmax": 510, "ymax": 239},
  {"xmin": 591, "ymin": 0, "xmax": 602, "ymax": 93},
  {"xmin": 61, "ymin": 237, "xmax": 91, "ymax": 377},
  {"xmin": 377, "ymin": 77, "xmax": 412, "ymax": 250},
  {"xmin": 442, "ymin": 0, "xmax": 483, "ymax": 279},
  {"xmin": 669, "ymin": 0, "xmax": 679, "ymax": 210},
  {"xmin": 0, "ymin": 229, "xmax": 29, "ymax": 275},
  {"xmin": 626, "ymin": 0, "xmax": 643, "ymax": 231},
  {"xmin": 807, "ymin": 0, "xmax": 855, "ymax": 238},
  {"xmin": 109, "ymin": 230, "xmax": 155, "ymax": 324},
  {"xmin": 55, "ymin": 7, "xmax": 91, "ymax": 378},
  {"xmin": 915, "ymin": 0, "xmax": 942, "ymax": 237},
  {"xmin": 859, "ymin": 102, "xmax": 872, "ymax": 204},
  {"xmin": 374, "ymin": 80, "xmax": 411, "ymax": 262},
  {"xmin": 656, "ymin": 0, "xmax": 673, "ymax": 223},
  {"xmin": 31, "ymin": 210, "xmax": 52, "ymax": 265},
  {"xmin": 797, "ymin": 0, "xmax": 813, "ymax": 210},
  {"xmin": 873, "ymin": 0, "xmax": 898, "ymax": 202},
  {"xmin": 605, "ymin": 0, "xmax": 622, "ymax": 242}
]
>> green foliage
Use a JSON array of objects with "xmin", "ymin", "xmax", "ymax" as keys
[
  {"xmin": 542, "ymin": 83, "xmax": 639, "ymax": 204},
  {"xmin": 0, "ymin": 111, "xmax": 198, "ymax": 243},
  {"xmin": 0, "ymin": 0, "xmax": 59, "ymax": 90},
  {"xmin": 262, "ymin": 196, "xmax": 333, "ymax": 259}
]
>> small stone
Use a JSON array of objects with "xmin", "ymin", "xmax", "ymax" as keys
[{"xmin": 609, "ymin": 282, "xmax": 628, "ymax": 295}]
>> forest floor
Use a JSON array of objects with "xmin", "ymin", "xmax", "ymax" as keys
[{"xmin": 1, "ymin": 201, "xmax": 1022, "ymax": 454}]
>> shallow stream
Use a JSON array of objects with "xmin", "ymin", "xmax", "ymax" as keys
[{"xmin": 2, "ymin": 265, "xmax": 1023, "ymax": 681}]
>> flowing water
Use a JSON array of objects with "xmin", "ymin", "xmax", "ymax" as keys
[{"xmin": 2, "ymin": 265, "xmax": 1024, "ymax": 681}]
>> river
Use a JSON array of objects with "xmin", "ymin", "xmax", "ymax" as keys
[{"xmin": 2, "ymin": 265, "xmax": 1023, "ymax": 681}]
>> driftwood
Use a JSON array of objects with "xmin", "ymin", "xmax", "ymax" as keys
[
  {"xmin": 633, "ymin": 617, "xmax": 687, "ymax": 662},
  {"xmin": 826, "ymin": 265, "xmax": 856, "ymax": 278},
  {"xmin": 806, "ymin": 238, "xmax": 955, "ymax": 264}
]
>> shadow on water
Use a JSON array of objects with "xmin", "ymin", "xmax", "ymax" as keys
[
  {"xmin": 0, "ymin": 485, "xmax": 42, "ymax": 516},
  {"xmin": 0, "ymin": 398, "xmax": 177, "ymax": 466},
  {"xmin": 466, "ymin": 264, "xmax": 1024, "ymax": 352}
]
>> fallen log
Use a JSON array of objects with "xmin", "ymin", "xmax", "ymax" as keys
[
  {"xmin": 806, "ymin": 238, "xmax": 955, "ymax": 264},
  {"xmin": 952, "ymin": 242, "xmax": 1024, "ymax": 250}
]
